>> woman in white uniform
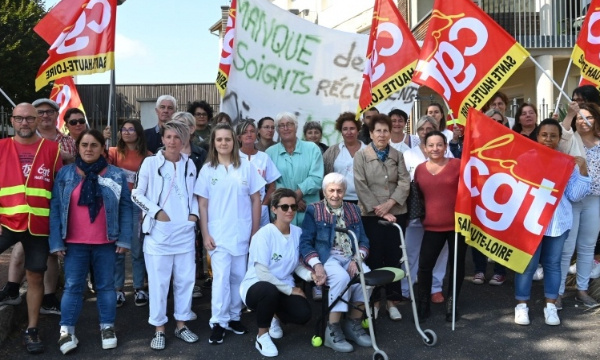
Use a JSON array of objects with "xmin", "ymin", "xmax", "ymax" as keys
[
  {"xmin": 237, "ymin": 120, "xmax": 281, "ymax": 227},
  {"xmin": 195, "ymin": 123, "xmax": 265, "ymax": 345},
  {"xmin": 131, "ymin": 121, "xmax": 199, "ymax": 350},
  {"xmin": 240, "ymin": 188, "xmax": 313, "ymax": 357}
]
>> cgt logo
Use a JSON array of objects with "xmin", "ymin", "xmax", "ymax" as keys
[
  {"xmin": 417, "ymin": 11, "xmax": 488, "ymax": 100},
  {"xmin": 462, "ymin": 135, "xmax": 558, "ymax": 235},
  {"xmin": 51, "ymin": 0, "xmax": 113, "ymax": 55},
  {"xmin": 34, "ymin": 164, "xmax": 52, "ymax": 183}
]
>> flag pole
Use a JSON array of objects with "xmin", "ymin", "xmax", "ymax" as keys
[
  {"xmin": 452, "ymin": 231, "xmax": 457, "ymax": 331},
  {"xmin": 0, "ymin": 87, "xmax": 16, "ymax": 107},
  {"xmin": 553, "ymin": 58, "xmax": 573, "ymax": 115},
  {"xmin": 106, "ymin": 69, "xmax": 116, "ymax": 148},
  {"xmin": 528, "ymin": 55, "xmax": 591, "ymax": 127}
]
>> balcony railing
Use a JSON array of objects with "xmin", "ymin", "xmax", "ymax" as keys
[{"xmin": 478, "ymin": 0, "xmax": 587, "ymax": 49}]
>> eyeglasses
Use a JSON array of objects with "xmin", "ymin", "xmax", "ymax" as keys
[
  {"xmin": 275, "ymin": 204, "xmax": 298, "ymax": 212},
  {"xmin": 121, "ymin": 127, "xmax": 136, "ymax": 133},
  {"xmin": 37, "ymin": 109, "xmax": 56, "ymax": 116},
  {"xmin": 12, "ymin": 116, "xmax": 37, "ymax": 123},
  {"xmin": 68, "ymin": 118, "xmax": 86, "ymax": 126},
  {"xmin": 278, "ymin": 123, "xmax": 295, "ymax": 130},
  {"xmin": 194, "ymin": 112, "xmax": 208, "ymax": 117}
]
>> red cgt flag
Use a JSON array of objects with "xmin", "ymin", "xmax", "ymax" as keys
[
  {"xmin": 50, "ymin": 77, "xmax": 87, "ymax": 133},
  {"xmin": 572, "ymin": 0, "xmax": 600, "ymax": 87},
  {"xmin": 34, "ymin": 0, "xmax": 117, "ymax": 91},
  {"xmin": 216, "ymin": 0, "xmax": 237, "ymax": 98},
  {"xmin": 413, "ymin": 0, "xmax": 529, "ymax": 125},
  {"xmin": 455, "ymin": 109, "xmax": 574, "ymax": 273},
  {"xmin": 357, "ymin": 0, "xmax": 420, "ymax": 118}
]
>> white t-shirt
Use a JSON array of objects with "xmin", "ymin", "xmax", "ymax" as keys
[
  {"xmin": 195, "ymin": 158, "xmax": 267, "ymax": 256},
  {"xmin": 239, "ymin": 150, "xmax": 281, "ymax": 201},
  {"xmin": 240, "ymin": 223, "xmax": 302, "ymax": 302},
  {"xmin": 333, "ymin": 141, "xmax": 367, "ymax": 201},
  {"xmin": 403, "ymin": 145, "xmax": 454, "ymax": 180},
  {"xmin": 389, "ymin": 134, "xmax": 420, "ymax": 154}
]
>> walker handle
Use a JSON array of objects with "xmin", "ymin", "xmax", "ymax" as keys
[
  {"xmin": 334, "ymin": 227, "xmax": 349, "ymax": 234},
  {"xmin": 378, "ymin": 220, "xmax": 393, "ymax": 226}
]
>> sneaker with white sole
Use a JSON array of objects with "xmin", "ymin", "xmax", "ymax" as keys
[
  {"xmin": 134, "ymin": 290, "xmax": 148, "ymax": 307},
  {"xmin": 116, "ymin": 291, "xmax": 125, "ymax": 308},
  {"xmin": 324, "ymin": 322, "xmax": 353, "ymax": 353},
  {"xmin": 472, "ymin": 272, "xmax": 485, "ymax": 285},
  {"xmin": 150, "ymin": 331, "xmax": 166, "ymax": 350},
  {"xmin": 514, "ymin": 304, "xmax": 530, "ymax": 325},
  {"xmin": 174, "ymin": 326, "xmax": 199, "ymax": 343},
  {"xmin": 101, "ymin": 327, "xmax": 117, "ymax": 349},
  {"xmin": 590, "ymin": 260, "xmax": 600, "ymax": 279},
  {"xmin": 0, "ymin": 284, "xmax": 21, "ymax": 306},
  {"xmin": 312, "ymin": 286, "xmax": 323, "ymax": 301},
  {"xmin": 342, "ymin": 318, "xmax": 372, "ymax": 347},
  {"xmin": 575, "ymin": 292, "xmax": 600, "ymax": 309},
  {"xmin": 489, "ymin": 274, "xmax": 506, "ymax": 286},
  {"xmin": 226, "ymin": 320, "xmax": 248, "ymax": 335},
  {"xmin": 532, "ymin": 265, "xmax": 544, "ymax": 281},
  {"xmin": 544, "ymin": 303, "xmax": 560, "ymax": 325},
  {"xmin": 269, "ymin": 317, "xmax": 283, "ymax": 339},
  {"xmin": 256, "ymin": 333, "xmax": 278, "ymax": 357},
  {"xmin": 58, "ymin": 333, "xmax": 78, "ymax": 354},
  {"xmin": 209, "ymin": 324, "xmax": 225, "ymax": 344},
  {"xmin": 192, "ymin": 285, "xmax": 203, "ymax": 299}
]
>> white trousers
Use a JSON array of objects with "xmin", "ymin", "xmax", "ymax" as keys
[
  {"xmin": 209, "ymin": 249, "xmax": 247, "ymax": 327},
  {"xmin": 325, "ymin": 254, "xmax": 371, "ymax": 313},
  {"xmin": 145, "ymin": 251, "xmax": 195, "ymax": 326},
  {"xmin": 401, "ymin": 219, "xmax": 448, "ymax": 297}
]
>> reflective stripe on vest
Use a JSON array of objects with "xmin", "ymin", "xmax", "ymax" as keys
[
  {"xmin": 0, "ymin": 204, "xmax": 50, "ymax": 216},
  {"xmin": 0, "ymin": 185, "xmax": 51, "ymax": 199}
]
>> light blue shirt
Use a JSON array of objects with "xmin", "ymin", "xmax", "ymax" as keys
[
  {"xmin": 266, "ymin": 139, "xmax": 324, "ymax": 226},
  {"xmin": 545, "ymin": 166, "xmax": 590, "ymax": 237}
]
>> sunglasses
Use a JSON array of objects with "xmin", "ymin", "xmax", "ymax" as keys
[
  {"xmin": 68, "ymin": 118, "xmax": 86, "ymax": 126},
  {"xmin": 275, "ymin": 204, "xmax": 298, "ymax": 212}
]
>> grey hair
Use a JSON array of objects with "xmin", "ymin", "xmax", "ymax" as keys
[
  {"xmin": 485, "ymin": 109, "xmax": 505, "ymax": 121},
  {"xmin": 160, "ymin": 120, "xmax": 190, "ymax": 145},
  {"xmin": 303, "ymin": 121, "xmax": 323, "ymax": 135},
  {"xmin": 322, "ymin": 172, "xmax": 347, "ymax": 192},
  {"xmin": 172, "ymin": 111, "xmax": 195, "ymax": 129},
  {"xmin": 274, "ymin": 112, "xmax": 298, "ymax": 130},
  {"xmin": 416, "ymin": 115, "xmax": 438, "ymax": 131},
  {"xmin": 156, "ymin": 95, "xmax": 177, "ymax": 109}
]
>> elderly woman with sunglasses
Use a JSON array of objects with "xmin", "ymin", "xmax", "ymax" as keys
[{"xmin": 300, "ymin": 173, "xmax": 372, "ymax": 353}]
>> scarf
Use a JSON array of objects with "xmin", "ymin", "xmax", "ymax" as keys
[
  {"xmin": 371, "ymin": 142, "xmax": 389, "ymax": 162},
  {"xmin": 326, "ymin": 200, "xmax": 353, "ymax": 257},
  {"xmin": 76, "ymin": 155, "xmax": 108, "ymax": 223}
]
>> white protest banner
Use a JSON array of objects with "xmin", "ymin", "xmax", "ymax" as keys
[{"xmin": 221, "ymin": 0, "xmax": 418, "ymax": 145}]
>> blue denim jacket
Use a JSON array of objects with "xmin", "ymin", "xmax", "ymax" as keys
[
  {"xmin": 299, "ymin": 201, "xmax": 369, "ymax": 266},
  {"xmin": 49, "ymin": 164, "xmax": 133, "ymax": 253}
]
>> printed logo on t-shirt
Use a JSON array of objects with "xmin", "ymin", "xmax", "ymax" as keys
[
  {"xmin": 211, "ymin": 178, "xmax": 218, "ymax": 185},
  {"xmin": 271, "ymin": 253, "xmax": 282, "ymax": 262},
  {"xmin": 22, "ymin": 163, "xmax": 32, "ymax": 178},
  {"xmin": 32, "ymin": 164, "xmax": 52, "ymax": 183}
]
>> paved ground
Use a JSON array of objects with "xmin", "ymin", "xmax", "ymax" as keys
[{"xmin": 1, "ymin": 251, "xmax": 600, "ymax": 360}]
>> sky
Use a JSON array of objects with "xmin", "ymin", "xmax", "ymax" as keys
[{"xmin": 43, "ymin": 0, "xmax": 229, "ymax": 84}]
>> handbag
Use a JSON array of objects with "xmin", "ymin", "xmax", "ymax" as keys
[{"xmin": 407, "ymin": 180, "xmax": 425, "ymax": 220}]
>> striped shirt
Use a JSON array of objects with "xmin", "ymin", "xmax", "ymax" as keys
[{"xmin": 544, "ymin": 166, "xmax": 590, "ymax": 237}]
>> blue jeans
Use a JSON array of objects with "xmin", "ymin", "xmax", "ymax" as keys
[
  {"xmin": 114, "ymin": 206, "xmax": 145, "ymax": 290},
  {"xmin": 515, "ymin": 231, "xmax": 569, "ymax": 301},
  {"xmin": 472, "ymin": 247, "xmax": 507, "ymax": 276},
  {"xmin": 61, "ymin": 243, "xmax": 117, "ymax": 328},
  {"xmin": 559, "ymin": 196, "xmax": 600, "ymax": 293}
]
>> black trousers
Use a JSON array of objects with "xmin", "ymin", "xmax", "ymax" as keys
[
  {"xmin": 362, "ymin": 214, "xmax": 407, "ymax": 302},
  {"xmin": 245, "ymin": 281, "xmax": 312, "ymax": 328},
  {"xmin": 417, "ymin": 230, "xmax": 467, "ymax": 301}
]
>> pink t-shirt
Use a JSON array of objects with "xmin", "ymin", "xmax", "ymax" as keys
[
  {"xmin": 13, "ymin": 139, "xmax": 41, "ymax": 179},
  {"xmin": 64, "ymin": 181, "xmax": 108, "ymax": 244}
]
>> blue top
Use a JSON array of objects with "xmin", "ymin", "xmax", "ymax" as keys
[{"xmin": 545, "ymin": 166, "xmax": 590, "ymax": 237}]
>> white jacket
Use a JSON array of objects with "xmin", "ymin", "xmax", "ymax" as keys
[{"xmin": 131, "ymin": 151, "xmax": 199, "ymax": 235}]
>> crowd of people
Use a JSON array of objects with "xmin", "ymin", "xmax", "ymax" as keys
[{"xmin": 1, "ymin": 88, "xmax": 600, "ymax": 357}]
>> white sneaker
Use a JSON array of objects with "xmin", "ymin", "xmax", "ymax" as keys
[
  {"xmin": 532, "ymin": 265, "xmax": 544, "ymax": 281},
  {"xmin": 256, "ymin": 333, "xmax": 278, "ymax": 357},
  {"xmin": 590, "ymin": 260, "xmax": 600, "ymax": 279},
  {"xmin": 514, "ymin": 304, "xmax": 530, "ymax": 325},
  {"xmin": 544, "ymin": 303, "xmax": 560, "ymax": 326},
  {"xmin": 568, "ymin": 263, "xmax": 577, "ymax": 275},
  {"xmin": 269, "ymin": 317, "xmax": 283, "ymax": 339},
  {"xmin": 58, "ymin": 333, "xmax": 78, "ymax": 354}
]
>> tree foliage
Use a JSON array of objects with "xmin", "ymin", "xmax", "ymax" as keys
[{"xmin": 0, "ymin": 0, "xmax": 50, "ymax": 109}]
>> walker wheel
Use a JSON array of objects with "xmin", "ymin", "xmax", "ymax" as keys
[
  {"xmin": 422, "ymin": 329, "xmax": 437, "ymax": 346},
  {"xmin": 373, "ymin": 350, "xmax": 388, "ymax": 360}
]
